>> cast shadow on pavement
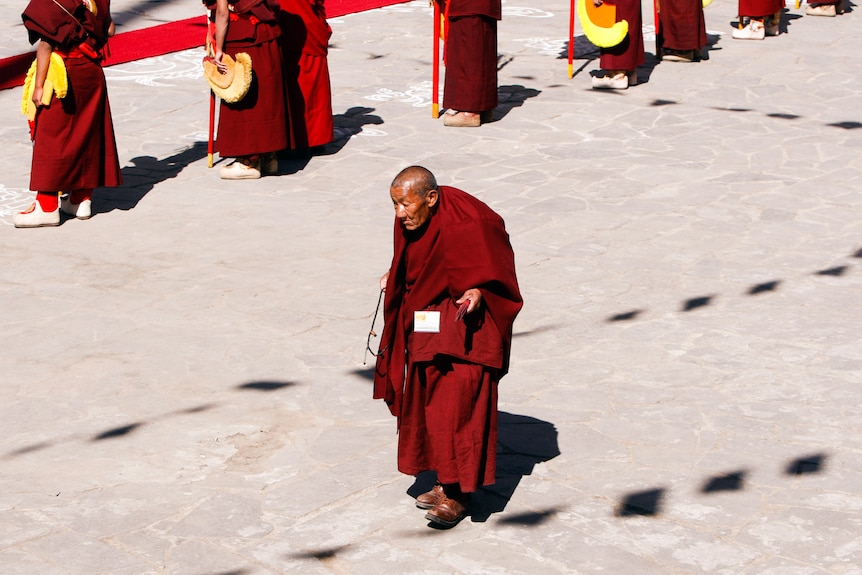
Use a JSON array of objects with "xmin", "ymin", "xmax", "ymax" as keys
[
  {"xmin": 95, "ymin": 140, "xmax": 208, "ymax": 215},
  {"xmin": 615, "ymin": 452, "xmax": 828, "ymax": 517},
  {"xmin": 487, "ymin": 85, "xmax": 542, "ymax": 123},
  {"xmin": 264, "ymin": 107, "xmax": 384, "ymax": 174},
  {"xmin": 605, "ymin": 248, "xmax": 860, "ymax": 323},
  {"xmin": 407, "ymin": 411, "xmax": 561, "ymax": 525},
  {"xmin": 3, "ymin": 379, "xmax": 297, "ymax": 458},
  {"xmin": 322, "ymin": 106, "xmax": 384, "ymax": 155}
]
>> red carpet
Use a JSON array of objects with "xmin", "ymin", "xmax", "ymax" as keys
[{"xmin": 0, "ymin": 0, "xmax": 409, "ymax": 91}]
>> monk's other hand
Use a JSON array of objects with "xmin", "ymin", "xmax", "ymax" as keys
[
  {"xmin": 380, "ymin": 271, "xmax": 389, "ymax": 292},
  {"xmin": 456, "ymin": 289, "xmax": 482, "ymax": 314}
]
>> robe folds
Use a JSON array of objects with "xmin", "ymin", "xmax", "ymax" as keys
[
  {"xmin": 441, "ymin": 0, "xmax": 501, "ymax": 114},
  {"xmin": 374, "ymin": 186, "xmax": 523, "ymax": 491},
  {"xmin": 278, "ymin": 0, "xmax": 334, "ymax": 149},
  {"xmin": 738, "ymin": 0, "xmax": 784, "ymax": 17},
  {"xmin": 22, "ymin": 0, "xmax": 121, "ymax": 192},
  {"xmin": 205, "ymin": 0, "xmax": 288, "ymax": 157},
  {"xmin": 599, "ymin": 0, "xmax": 645, "ymax": 72},
  {"xmin": 659, "ymin": 0, "xmax": 707, "ymax": 52}
]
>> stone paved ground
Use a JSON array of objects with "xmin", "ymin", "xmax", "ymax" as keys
[{"xmin": 1, "ymin": 0, "xmax": 861, "ymax": 573}]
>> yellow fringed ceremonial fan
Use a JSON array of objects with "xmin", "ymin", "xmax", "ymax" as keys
[{"xmin": 21, "ymin": 52, "xmax": 68, "ymax": 121}]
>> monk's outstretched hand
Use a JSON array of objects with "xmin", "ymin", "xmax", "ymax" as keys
[
  {"xmin": 456, "ymin": 289, "xmax": 482, "ymax": 314},
  {"xmin": 380, "ymin": 271, "xmax": 389, "ymax": 292}
]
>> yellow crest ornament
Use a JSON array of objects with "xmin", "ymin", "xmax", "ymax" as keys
[
  {"xmin": 578, "ymin": 0, "xmax": 629, "ymax": 49},
  {"xmin": 203, "ymin": 52, "xmax": 252, "ymax": 103}
]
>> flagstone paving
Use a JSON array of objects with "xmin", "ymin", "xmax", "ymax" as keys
[{"xmin": 1, "ymin": 0, "xmax": 861, "ymax": 573}]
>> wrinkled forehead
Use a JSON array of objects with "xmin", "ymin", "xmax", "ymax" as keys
[{"xmin": 390, "ymin": 184, "xmax": 424, "ymax": 203}]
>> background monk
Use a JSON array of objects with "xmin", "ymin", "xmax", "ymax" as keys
[
  {"xmin": 373, "ymin": 166, "xmax": 523, "ymax": 528},
  {"xmin": 437, "ymin": 0, "xmax": 501, "ymax": 127},
  {"xmin": 206, "ymin": 0, "xmax": 288, "ymax": 179},
  {"xmin": 278, "ymin": 0, "xmax": 334, "ymax": 152},
  {"xmin": 15, "ymin": 0, "xmax": 122, "ymax": 228},
  {"xmin": 732, "ymin": 0, "xmax": 783, "ymax": 39},
  {"xmin": 591, "ymin": 0, "xmax": 645, "ymax": 90},
  {"xmin": 657, "ymin": 0, "xmax": 707, "ymax": 62}
]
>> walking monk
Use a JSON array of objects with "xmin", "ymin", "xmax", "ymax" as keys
[
  {"xmin": 373, "ymin": 166, "xmax": 523, "ymax": 528},
  {"xmin": 15, "ymin": 0, "xmax": 122, "ymax": 227}
]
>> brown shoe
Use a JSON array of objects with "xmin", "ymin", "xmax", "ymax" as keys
[
  {"xmin": 415, "ymin": 483, "xmax": 444, "ymax": 509},
  {"xmin": 425, "ymin": 495, "xmax": 467, "ymax": 527}
]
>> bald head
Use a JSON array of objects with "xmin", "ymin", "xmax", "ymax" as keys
[
  {"xmin": 390, "ymin": 166, "xmax": 438, "ymax": 199},
  {"xmin": 389, "ymin": 166, "xmax": 439, "ymax": 231}
]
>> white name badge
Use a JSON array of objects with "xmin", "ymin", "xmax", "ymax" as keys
[{"xmin": 414, "ymin": 310, "xmax": 441, "ymax": 333}]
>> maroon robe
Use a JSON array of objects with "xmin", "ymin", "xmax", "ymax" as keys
[
  {"xmin": 659, "ymin": 0, "xmax": 707, "ymax": 52},
  {"xmin": 278, "ymin": 0, "xmax": 334, "ymax": 149},
  {"xmin": 738, "ymin": 0, "xmax": 784, "ymax": 16},
  {"xmin": 22, "ymin": 0, "xmax": 121, "ymax": 192},
  {"xmin": 374, "ymin": 186, "xmax": 523, "ymax": 492},
  {"xmin": 441, "ymin": 0, "xmax": 501, "ymax": 114},
  {"xmin": 599, "ymin": 0, "xmax": 645, "ymax": 72},
  {"xmin": 205, "ymin": 0, "xmax": 288, "ymax": 157}
]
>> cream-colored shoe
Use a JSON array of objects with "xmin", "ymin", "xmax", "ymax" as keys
[
  {"xmin": 13, "ymin": 201, "xmax": 60, "ymax": 228},
  {"xmin": 592, "ymin": 71, "xmax": 629, "ymax": 90},
  {"xmin": 443, "ymin": 111, "xmax": 481, "ymax": 127},
  {"xmin": 60, "ymin": 196, "xmax": 92, "ymax": 219},
  {"xmin": 806, "ymin": 3, "xmax": 837, "ymax": 15},
  {"xmin": 220, "ymin": 158, "xmax": 261, "ymax": 180},
  {"xmin": 732, "ymin": 20, "xmax": 766, "ymax": 40}
]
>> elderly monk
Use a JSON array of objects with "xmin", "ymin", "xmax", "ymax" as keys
[
  {"xmin": 278, "ymin": 0, "xmax": 334, "ymax": 151},
  {"xmin": 438, "ymin": 0, "xmax": 501, "ymax": 127},
  {"xmin": 206, "ymin": 0, "xmax": 288, "ymax": 179},
  {"xmin": 15, "ymin": 0, "xmax": 122, "ymax": 227},
  {"xmin": 658, "ymin": 0, "xmax": 707, "ymax": 62},
  {"xmin": 373, "ymin": 166, "xmax": 523, "ymax": 528}
]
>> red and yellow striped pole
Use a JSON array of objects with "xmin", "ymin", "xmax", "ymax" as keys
[
  {"xmin": 432, "ymin": 1, "xmax": 441, "ymax": 118},
  {"xmin": 568, "ymin": 0, "xmax": 576, "ymax": 78}
]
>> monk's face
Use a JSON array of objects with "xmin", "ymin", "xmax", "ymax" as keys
[{"xmin": 390, "ymin": 185, "xmax": 438, "ymax": 231}]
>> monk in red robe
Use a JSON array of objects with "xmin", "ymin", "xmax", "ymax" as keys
[
  {"xmin": 438, "ymin": 0, "xmax": 501, "ymax": 127},
  {"xmin": 15, "ymin": 0, "xmax": 122, "ymax": 228},
  {"xmin": 206, "ymin": 0, "xmax": 288, "ymax": 179},
  {"xmin": 374, "ymin": 166, "xmax": 523, "ymax": 528},
  {"xmin": 658, "ymin": 0, "xmax": 707, "ymax": 62},
  {"xmin": 278, "ymin": 0, "xmax": 334, "ymax": 151},
  {"xmin": 591, "ymin": 0, "xmax": 645, "ymax": 90},
  {"xmin": 732, "ymin": 0, "xmax": 784, "ymax": 39}
]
